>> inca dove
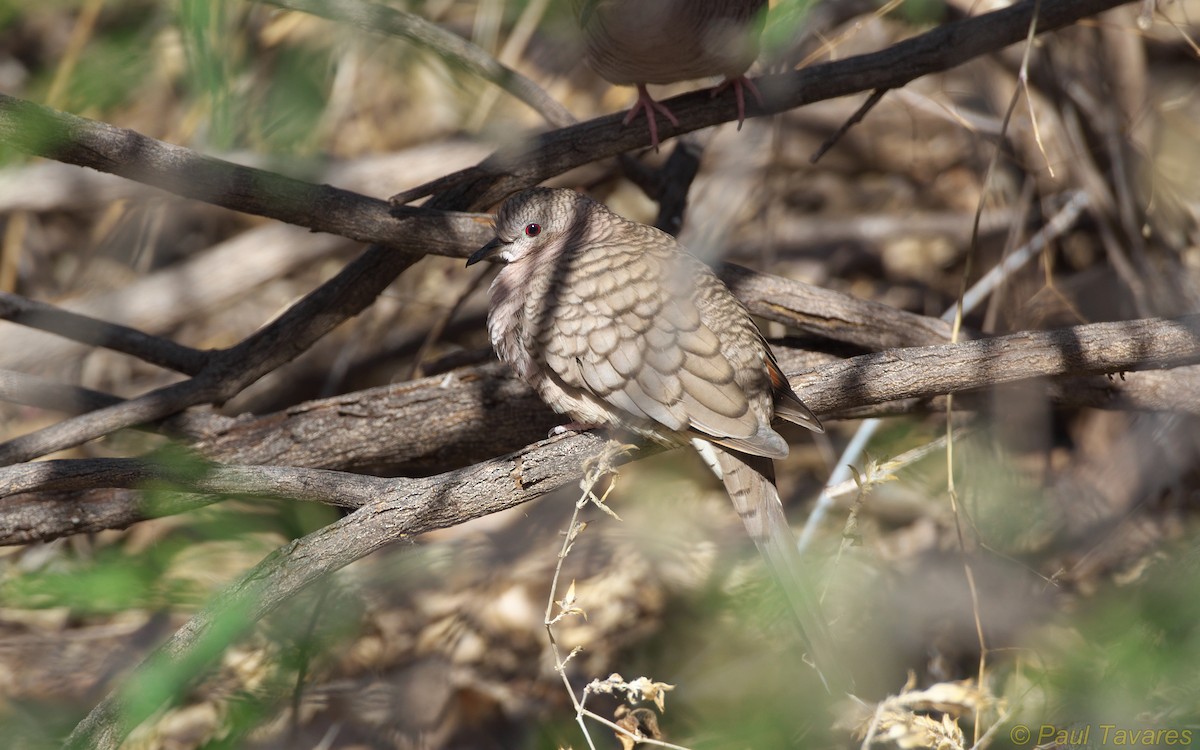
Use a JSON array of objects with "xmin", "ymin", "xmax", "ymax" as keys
[
  {"xmin": 576, "ymin": 0, "xmax": 768, "ymax": 148},
  {"xmin": 468, "ymin": 187, "xmax": 839, "ymax": 686}
]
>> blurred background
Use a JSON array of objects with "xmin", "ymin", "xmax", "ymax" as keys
[{"xmin": 1, "ymin": 1, "xmax": 1199, "ymax": 748}]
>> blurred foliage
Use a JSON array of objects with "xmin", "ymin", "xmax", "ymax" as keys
[
  {"xmin": 1000, "ymin": 541, "xmax": 1200, "ymax": 747},
  {"xmin": 0, "ymin": 443, "xmax": 341, "ymax": 748},
  {"xmin": 1, "ymin": 0, "xmax": 339, "ymax": 159},
  {"xmin": 761, "ymin": 0, "xmax": 817, "ymax": 56}
]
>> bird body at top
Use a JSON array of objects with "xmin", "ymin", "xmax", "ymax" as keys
[
  {"xmin": 469, "ymin": 188, "xmax": 839, "ymax": 687},
  {"xmin": 576, "ymin": 0, "xmax": 769, "ymax": 147}
]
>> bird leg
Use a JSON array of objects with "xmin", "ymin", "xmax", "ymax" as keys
[
  {"xmin": 623, "ymin": 83, "xmax": 679, "ymax": 151},
  {"xmin": 711, "ymin": 75, "xmax": 764, "ymax": 130},
  {"xmin": 548, "ymin": 420, "xmax": 603, "ymax": 438}
]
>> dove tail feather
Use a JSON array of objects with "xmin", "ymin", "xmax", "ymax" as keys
[{"xmin": 712, "ymin": 446, "xmax": 843, "ymax": 691}]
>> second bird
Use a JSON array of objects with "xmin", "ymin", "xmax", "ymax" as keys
[{"xmin": 576, "ymin": 0, "xmax": 769, "ymax": 149}]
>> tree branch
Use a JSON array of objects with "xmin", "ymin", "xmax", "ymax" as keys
[
  {"xmin": 407, "ymin": 0, "xmax": 1136, "ymax": 210},
  {"xmin": 6, "ymin": 313, "xmax": 1200, "ymax": 545},
  {"xmin": 0, "ymin": 292, "xmax": 207, "ymax": 375},
  {"xmin": 0, "ymin": 457, "xmax": 389, "ymax": 508},
  {"xmin": 1, "ymin": 0, "xmax": 1136, "ymax": 237},
  {"xmin": 0, "ymin": 93, "xmax": 496, "ymax": 254},
  {"xmin": 0, "ymin": 370, "xmax": 230, "ymax": 439},
  {"xmin": 0, "ymin": 240, "xmax": 423, "ymax": 465}
]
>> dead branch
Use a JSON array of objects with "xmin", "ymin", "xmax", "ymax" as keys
[
  {"xmin": 4, "ymin": 312, "xmax": 1199, "ymax": 545},
  {"xmin": 0, "ymin": 145, "xmax": 492, "ymax": 374},
  {"xmin": 795, "ymin": 314, "xmax": 1200, "ymax": 414},
  {"xmin": 189, "ymin": 361, "xmax": 558, "ymax": 475},
  {"xmin": 0, "ymin": 93, "xmax": 497, "ymax": 253},
  {"xmin": 0, "ymin": 240, "xmax": 422, "ymax": 465},
  {"xmin": 0, "ymin": 0, "xmax": 1134, "ymax": 239}
]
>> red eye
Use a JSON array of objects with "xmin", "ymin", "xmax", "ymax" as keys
[{"xmin": 524, "ymin": 223, "xmax": 541, "ymax": 237}]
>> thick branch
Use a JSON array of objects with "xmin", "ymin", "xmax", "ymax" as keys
[
  {"xmin": 799, "ymin": 315, "xmax": 1200, "ymax": 413},
  {"xmin": 6, "ymin": 313, "xmax": 1200, "ymax": 535}
]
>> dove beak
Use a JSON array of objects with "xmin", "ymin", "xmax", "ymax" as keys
[{"xmin": 466, "ymin": 237, "xmax": 505, "ymax": 266}]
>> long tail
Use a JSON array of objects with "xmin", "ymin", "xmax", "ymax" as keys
[{"xmin": 712, "ymin": 445, "xmax": 846, "ymax": 692}]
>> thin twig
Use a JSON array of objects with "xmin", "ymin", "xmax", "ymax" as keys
[
  {"xmin": 0, "ymin": 457, "xmax": 390, "ymax": 506},
  {"xmin": 409, "ymin": 264, "xmax": 491, "ymax": 379},
  {"xmin": 465, "ymin": 0, "xmax": 555, "ymax": 130},
  {"xmin": 0, "ymin": 369, "xmax": 231, "ymax": 439},
  {"xmin": 258, "ymin": 0, "xmax": 576, "ymax": 129},
  {"xmin": 545, "ymin": 478, "xmax": 602, "ymax": 750},
  {"xmin": 0, "ymin": 291, "xmax": 208, "ymax": 375},
  {"xmin": 949, "ymin": 12, "xmax": 1045, "ymax": 737},
  {"xmin": 543, "ymin": 455, "xmax": 692, "ymax": 750},
  {"xmin": 0, "ymin": 369, "xmax": 124, "ymax": 413},
  {"xmin": 809, "ymin": 87, "xmax": 888, "ymax": 164}
]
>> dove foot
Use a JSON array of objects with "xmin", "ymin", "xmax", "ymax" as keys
[
  {"xmin": 623, "ymin": 83, "xmax": 679, "ymax": 151},
  {"xmin": 711, "ymin": 75, "xmax": 764, "ymax": 130}
]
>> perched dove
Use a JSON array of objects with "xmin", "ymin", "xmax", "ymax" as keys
[
  {"xmin": 468, "ymin": 187, "xmax": 839, "ymax": 687},
  {"xmin": 576, "ymin": 0, "xmax": 768, "ymax": 148}
]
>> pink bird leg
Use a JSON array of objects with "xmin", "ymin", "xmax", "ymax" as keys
[
  {"xmin": 712, "ymin": 75, "xmax": 764, "ymax": 130},
  {"xmin": 623, "ymin": 83, "xmax": 680, "ymax": 150}
]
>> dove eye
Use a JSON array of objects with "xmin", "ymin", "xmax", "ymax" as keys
[{"xmin": 524, "ymin": 223, "xmax": 542, "ymax": 238}]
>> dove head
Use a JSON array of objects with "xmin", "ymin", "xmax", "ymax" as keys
[{"xmin": 467, "ymin": 188, "xmax": 602, "ymax": 267}]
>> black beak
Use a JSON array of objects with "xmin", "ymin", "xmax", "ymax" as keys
[{"xmin": 466, "ymin": 237, "xmax": 504, "ymax": 267}]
